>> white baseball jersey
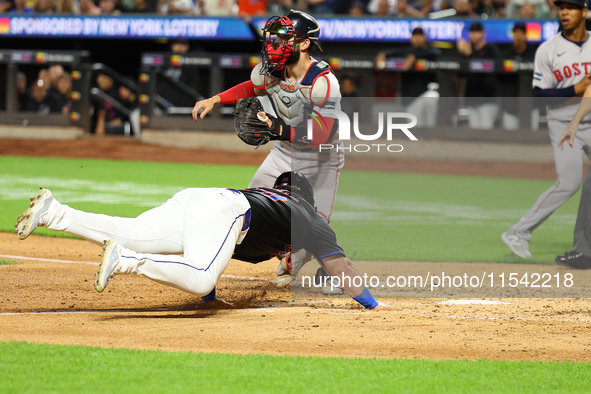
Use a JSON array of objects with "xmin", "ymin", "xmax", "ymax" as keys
[{"xmin": 533, "ymin": 31, "xmax": 591, "ymax": 122}]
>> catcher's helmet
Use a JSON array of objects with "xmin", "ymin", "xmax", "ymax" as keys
[
  {"xmin": 285, "ymin": 10, "xmax": 322, "ymax": 50},
  {"xmin": 273, "ymin": 171, "xmax": 315, "ymax": 208},
  {"xmin": 261, "ymin": 10, "xmax": 322, "ymax": 73}
]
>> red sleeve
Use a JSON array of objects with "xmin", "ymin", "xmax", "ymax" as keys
[
  {"xmin": 291, "ymin": 117, "xmax": 337, "ymax": 147},
  {"xmin": 217, "ymin": 80, "xmax": 257, "ymax": 104}
]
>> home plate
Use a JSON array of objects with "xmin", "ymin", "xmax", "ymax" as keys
[{"xmin": 438, "ymin": 300, "xmax": 512, "ymax": 305}]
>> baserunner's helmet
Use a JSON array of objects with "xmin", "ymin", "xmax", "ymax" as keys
[{"xmin": 273, "ymin": 171, "xmax": 315, "ymax": 208}]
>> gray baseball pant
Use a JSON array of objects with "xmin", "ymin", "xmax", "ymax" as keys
[
  {"xmin": 513, "ymin": 119, "xmax": 591, "ymax": 242},
  {"xmin": 572, "ymin": 167, "xmax": 591, "ymax": 257}
]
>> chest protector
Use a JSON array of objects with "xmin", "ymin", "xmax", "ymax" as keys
[{"xmin": 251, "ymin": 60, "xmax": 332, "ymax": 127}]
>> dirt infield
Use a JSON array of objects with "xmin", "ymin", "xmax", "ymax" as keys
[
  {"xmin": 1, "ymin": 136, "xmax": 591, "ymax": 362},
  {"xmin": 2, "ymin": 233, "xmax": 591, "ymax": 362}
]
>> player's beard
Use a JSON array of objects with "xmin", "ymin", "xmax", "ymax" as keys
[{"xmin": 285, "ymin": 46, "xmax": 301, "ymax": 66}]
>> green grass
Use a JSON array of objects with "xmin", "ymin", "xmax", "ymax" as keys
[
  {"xmin": 0, "ymin": 156, "xmax": 258, "ymax": 238},
  {"xmin": 1, "ymin": 156, "xmax": 587, "ymax": 389},
  {"xmin": 0, "ymin": 342, "xmax": 589, "ymax": 393},
  {"xmin": 331, "ymin": 171, "xmax": 579, "ymax": 264},
  {"xmin": 0, "ymin": 259, "xmax": 18, "ymax": 265},
  {"xmin": 0, "ymin": 155, "xmax": 577, "ymax": 264}
]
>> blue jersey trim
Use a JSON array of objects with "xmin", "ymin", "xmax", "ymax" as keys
[
  {"xmin": 561, "ymin": 32, "xmax": 588, "ymax": 47},
  {"xmin": 301, "ymin": 61, "xmax": 331, "ymax": 85},
  {"xmin": 242, "ymin": 208, "xmax": 251, "ymax": 232},
  {"xmin": 319, "ymin": 250, "xmax": 345, "ymax": 259}
]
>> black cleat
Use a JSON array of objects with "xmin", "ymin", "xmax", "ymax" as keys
[{"xmin": 555, "ymin": 250, "xmax": 591, "ymax": 269}]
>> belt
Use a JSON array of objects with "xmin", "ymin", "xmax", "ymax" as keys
[
  {"xmin": 242, "ymin": 208, "xmax": 251, "ymax": 232},
  {"xmin": 226, "ymin": 189, "xmax": 252, "ymax": 232}
]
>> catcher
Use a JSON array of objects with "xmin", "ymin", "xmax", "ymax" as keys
[
  {"xmin": 192, "ymin": 10, "xmax": 344, "ymax": 293},
  {"xmin": 16, "ymin": 172, "xmax": 395, "ymax": 311}
]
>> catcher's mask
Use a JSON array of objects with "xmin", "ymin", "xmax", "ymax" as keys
[
  {"xmin": 273, "ymin": 171, "xmax": 315, "ymax": 208},
  {"xmin": 261, "ymin": 10, "xmax": 322, "ymax": 74}
]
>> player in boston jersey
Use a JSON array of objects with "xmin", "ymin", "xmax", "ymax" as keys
[
  {"xmin": 502, "ymin": 0, "xmax": 591, "ymax": 259},
  {"xmin": 192, "ymin": 10, "xmax": 343, "ymax": 291},
  {"xmin": 548, "ymin": 74, "xmax": 591, "ymax": 268},
  {"xmin": 15, "ymin": 173, "xmax": 395, "ymax": 310}
]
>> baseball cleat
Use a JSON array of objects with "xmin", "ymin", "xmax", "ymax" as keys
[
  {"xmin": 95, "ymin": 240, "xmax": 123, "ymax": 293},
  {"xmin": 501, "ymin": 231, "xmax": 533, "ymax": 258},
  {"xmin": 316, "ymin": 267, "xmax": 344, "ymax": 296},
  {"xmin": 15, "ymin": 188, "xmax": 55, "ymax": 240},
  {"xmin": 275, "ymin": 253, "xmax": 292, "ymax": 276},
  {"xmin": 274, "ymin": 274, "xmax": 293, "ymax": 288},
  {"xmin": 555, "ymin": 250, "xmax": 591, "ymax": 269},
  {"xmin": 322, "ymin": 284, "xmax": 344, "ymax": 296}
]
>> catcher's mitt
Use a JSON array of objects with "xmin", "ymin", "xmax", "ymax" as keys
[{"xmin": 234, "ymin": 97, "xmax": 287, "ymax": 147}]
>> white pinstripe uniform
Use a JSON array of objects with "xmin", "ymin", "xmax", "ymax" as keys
[
  {"xmin": 511, "ymin": 31, "xmax": 591, "ymax": 246},
  {"xmin": 41, "ymin": 188, "xmax": 251, "ymax": 296}
]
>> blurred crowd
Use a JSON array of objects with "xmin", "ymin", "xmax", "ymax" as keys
[
  {"xmin": 0, "ymin": 0, "xmax": 559, "ymax": 19},
  {"xmin": 13, "ymin": 20, "xmax": 540, "ymax": 132},
  {"xmin": 90, "ymin": 71, "xmax": 138, "ymax": 136},
  {"xmin": 370, "ymin": 21, "xmax": 539, "ymax": 129},
  {"xmin": 18, "ymin": 65, "xmax": 72, "ymax": 115},
  {"xmin": 16, "ymin": 63, "xmax": 140, "ymax": 135}
]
